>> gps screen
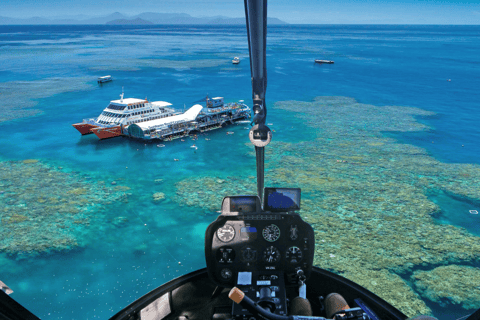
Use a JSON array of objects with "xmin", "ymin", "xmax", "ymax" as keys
[{"xmin": 264, "ymin": 188, "xmax": 301, "ymax": 212}]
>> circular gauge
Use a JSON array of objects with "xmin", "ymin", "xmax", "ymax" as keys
[
  {"xmin": 216, "ymin": 225, "xmax": 235, "ymax": 242},
  {"xmin": 263, "ymin": 246, "xmax": 281, "ymax": 263},
  {"xmin": 220, "ymin": 268, "xmax": 233, "ymax": 280},
  {"xmin": 262, "ymin": 224, "xmax": 280, "ymax": 242},
  {"xmin": 241, "ymin": 246, "xmax": 257, "ymax": 262},
  {"xmin": 285, "ymin": 246, "xmax": 303, "ymax": 264},
  {"xmin": 216, "ymin": 247, "xmax": 235, "ymax": 263}
]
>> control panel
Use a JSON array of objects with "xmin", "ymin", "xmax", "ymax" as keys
[
  {"xmin": 232, "ymin": 271, "xmax": 287, "ymax": 319},
  {"xmin": 205, "ymin": 196, "xmax": 315, "ymax": 288}
]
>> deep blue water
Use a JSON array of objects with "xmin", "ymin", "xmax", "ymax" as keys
[{"xmin": 0, "ymin": 25, "xmax": 479, "ymax": 320}]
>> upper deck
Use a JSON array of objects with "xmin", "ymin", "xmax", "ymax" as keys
[{"xmin": 110, "ymin": 98, "xmax": 147, "ymax": 105}]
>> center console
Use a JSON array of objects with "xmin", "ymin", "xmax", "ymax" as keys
[{"xmin": 205, "ymin": 189, "xmax": 315, "ymax": 319}]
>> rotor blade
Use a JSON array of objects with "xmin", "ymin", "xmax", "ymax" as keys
[{"xmin": 244, "ymin": 0, "xmax": 267, "ymax": 105}]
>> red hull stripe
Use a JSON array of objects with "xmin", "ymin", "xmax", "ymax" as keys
[
  {"xmin": 72, "ymin": 123, "xmax": 98, "ymax": 135},
  {"xmin": 92, "ymin": 126, "xmax": 122, "ymax": 140}
]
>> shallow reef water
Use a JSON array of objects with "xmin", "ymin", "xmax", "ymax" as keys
[
  {"xmin": 175, "ymin": 96, "xmax": 480, "ymax": 317},
  {"xmin": 88, "ymin": 58, "xmax": 228, "ymax": 72},
  {"xmin": 0, "ymin": 159, "xmax": 128, "ymax": 257},
  {"xmin": 412, "ymin": 265, "xmax": 480, "ymax": 310},
  {"xmin": 0, "ymin": 77, "xmax": 93, "ymax": 122},
  {"xmin": 1, "ymin": 24, "xmax": 479, "ymax": 320}
]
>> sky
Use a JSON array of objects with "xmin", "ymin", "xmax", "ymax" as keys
[{"xmin": 1, "ymin": 0, "xmax": 480, "ymax": 24}]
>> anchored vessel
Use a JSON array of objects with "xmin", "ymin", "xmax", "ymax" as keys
[
  {"xmin": 73, "ymin": 95, "xmax": 250, "ymax": 140},
  {"xmin": 72, "ymin": 92, "xmax": 178, "ymax": 140},
  {"xmin": 97, "ymin": 75, "xmax": 113, "ymax": 83},
  {"xmin": 126, "ymin": 97, "xmax": 251, "ymax": 141}
]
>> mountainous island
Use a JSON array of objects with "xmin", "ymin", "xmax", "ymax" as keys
[{"xmin": 0, "ymin": 12, "xmax": 287, "ymax": 25}]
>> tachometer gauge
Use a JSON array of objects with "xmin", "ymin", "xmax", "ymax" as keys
[
  {"xmin": 285, "ymin": 246, "xmax": 303, "ymax": 264},
  {"xmin": 216, "ymin": 225, "xmax": 235, "ymax": 242},
  {"xmin": 262, "ymin": 224, "xmax": 280, "ymax": 242},
  {"xmin": 263, "ymin": 246, "xmax": 281, "ymax": 263}
]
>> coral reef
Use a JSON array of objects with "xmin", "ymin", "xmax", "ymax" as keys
[
  {"xmin": 174, "ymin": 96, "xmax": 480, "ymax": 316},
  {"xmin": 0, "ymin": 160, "xmax": 128, "ymax": 257},
  {"xmin": 412, "ymin": 265, "xmax": 480, "ymax": 310},
  {"xmin": 153, "ymin": 192, "xmax": 166, "ymax": 202},
  {"xmin": 0, "ymin": 78, "xmax": 92, "ymax": 123},
  {"xmin": 175, "ymin": 176, "xmax": 255, "ymax": 211},
  {"xmin": 341, "ymin": 269, "xmax": 431, "ymax": 317},
  {"xmin": 88, "ymin": 58, "xmax": 227, "ymax": 72}
]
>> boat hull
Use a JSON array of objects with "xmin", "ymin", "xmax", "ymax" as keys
[
  {"xmin": 91, "ymin": 126, "xmax": 122, "ymax": 140},
  {"xmin": 72, "ymin": 123, "xmax": 98, "ymax": 135}
]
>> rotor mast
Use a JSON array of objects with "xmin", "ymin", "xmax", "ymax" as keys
[{"xmin": 244, "ymin": 0, "xmax": 271, "ymax": 206}]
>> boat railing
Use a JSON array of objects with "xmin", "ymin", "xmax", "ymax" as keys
[{"xmin": 82, "ymin": 118, "xmax": 97, "ymax": 124}]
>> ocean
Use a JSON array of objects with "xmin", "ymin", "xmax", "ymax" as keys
[{"xmin": 0, "ymin": 24, "xmax": 479, "ymax": 320}]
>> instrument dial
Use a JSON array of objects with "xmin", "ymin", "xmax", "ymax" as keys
[
  {"xmin": 262, "ymin": 224, "xmax": 280, "ymax": 242},
  {"xmin": 220, "ymin": 268, "xmax": 233, "ymax": 280},
  {"xmin": 216, "ymin": 247, "xmax": 235, "ymax": 263},
  {"xmin": 216, "ymin": 225, "xmax": 235, "ymax": 242},
  {"xmin": 285, "ymin": 246, "xmax": 303, "ymax": 264},
  {"xmin": 241, "ymin": 246, "xmax": 257, "ymax": 262},
  {"xmin": 263, "ymin": 246, "xmax": 281, "ymax": 263}
]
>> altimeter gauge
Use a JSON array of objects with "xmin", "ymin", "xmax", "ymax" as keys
[
  {"xmin": 262, "ymin": 224, "xmax": 280, "ymax": 242},
  {"xmin": 217, "ymin": 225, "xmax": 235, "ymax": 242},
  {"xmin": 263, "ymin": 246, "xmax": 281, "ymax": 263}
]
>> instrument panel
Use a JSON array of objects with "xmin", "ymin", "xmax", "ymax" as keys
[{"xmin": 205, "ymin": 212, "xmax": 315, "ymax": 286}]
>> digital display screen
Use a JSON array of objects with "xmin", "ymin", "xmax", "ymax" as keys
[
  {"xmin": 264, "ymin": 188, "xmax": 301, "ymax": 212},
  {"xmin": 230, "ymin": 196, "xmax": 258, "ymax": 212},
  {"xmin": 240, "ymin": 226, "xmax": 257, "ymax": 240}
]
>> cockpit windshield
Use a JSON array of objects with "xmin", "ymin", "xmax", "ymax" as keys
[{"xmin": 0, "ymin": 6, "xmax": 479, "ymax": 320}]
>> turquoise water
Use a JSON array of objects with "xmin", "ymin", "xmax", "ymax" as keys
[{"xmin": 1, "ymin": 25, "xmax": 480, "ymax": 320}]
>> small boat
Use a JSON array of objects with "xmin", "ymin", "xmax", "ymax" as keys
[
  {"xmin": 227, "ymin": 131, "xmax": 234, "ymax": 135},
  {"xmin": 97, "ymin": 75, "xmax": 112, "ymax": 83},
  {"xmin": 232, "ymin": 57, "xmax": 240, "ymax": 64},
  {"xmin": 156, "ymin": 144, "xmax": 165, "ymax": 148},
  {"xmin": 315, "ymin": 59, "xmax": 334, "ymax": 64}
]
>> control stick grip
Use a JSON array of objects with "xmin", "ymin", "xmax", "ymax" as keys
[{"xmin": 229, "ymin": 287, "xmax": 245, "ymax": 304}]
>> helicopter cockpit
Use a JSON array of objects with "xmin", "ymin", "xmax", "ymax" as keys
[
  {"xmin": 205, "ymin": 189, "xmax": 315, "ymax": 319},
  {"xmin": 3, "ymin": 1, "xmax": 480, "ymax": 320}
]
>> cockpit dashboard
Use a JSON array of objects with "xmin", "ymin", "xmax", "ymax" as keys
[{"xmin": 205, "ymin": 190, "xmax": 314, "ymax": 288}]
